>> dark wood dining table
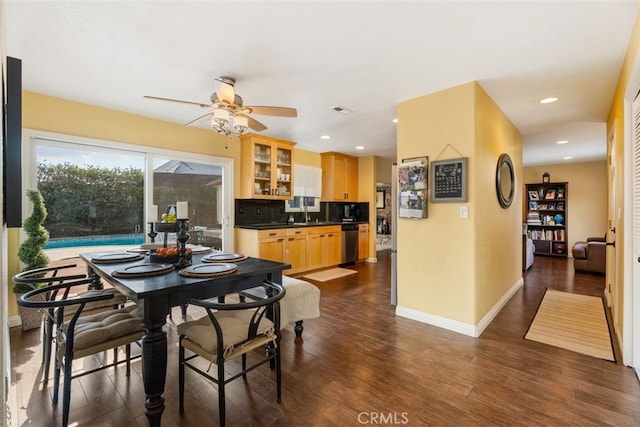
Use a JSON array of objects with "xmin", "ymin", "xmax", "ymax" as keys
[{"xmin": 79, "ymin": 250, "xmax": 290, "ymax": 426}]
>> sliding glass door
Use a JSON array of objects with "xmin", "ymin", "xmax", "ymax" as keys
[
  {"xmin": 150, "ymin": 157, "xmax": 225, "ymax": 249},
  {"xmin": 25, "ymin": 131, "xmax": 234, "ymax": 251}
]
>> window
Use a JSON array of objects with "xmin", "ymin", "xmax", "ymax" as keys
[{"xmin": 24, "ymin": 130, "xmax": 234, "ymax": 251}]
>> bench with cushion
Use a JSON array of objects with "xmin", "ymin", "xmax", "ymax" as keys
[{"xmin": 240, "ymin": 276, "xmax": 320, "ymax": 336}]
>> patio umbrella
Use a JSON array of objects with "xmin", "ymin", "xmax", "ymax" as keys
[{"xmin": 153, "ymin": 160, "xmax": 222, "ymax": 187}]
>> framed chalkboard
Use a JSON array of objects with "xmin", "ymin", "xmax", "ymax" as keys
[{"xmin": 430, "ymin": 157, "xmax": 468, "ymax": 203}]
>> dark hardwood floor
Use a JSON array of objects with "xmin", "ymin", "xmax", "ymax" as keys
[{"xmin": 9, "ymin": 252, "xmax": 640, "ymax": 426}]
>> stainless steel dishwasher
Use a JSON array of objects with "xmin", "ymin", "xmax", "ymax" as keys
[{"xmin": 341, "ymin": 223, "xmax": 359, "ymax": 265}]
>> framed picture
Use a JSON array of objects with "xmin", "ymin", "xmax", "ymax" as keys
[
  {"xmin": 399, "ymin": 190, "xmax": 427, "ymax": 218},
  {"xmin": 399, "ymin": 157, "xmax": 428, "ymax": 191},
  {"xmin": 545, "ymin": 189, "xmax": 556, "ymax": 200},
  {"xmin": 430, "ymin": 157, "xmax": 468, "ymax": 203},
  {"xmin": 556, "ymin": 202, "xmax": 564, "ymax": 210},
  {"xmin": 528, "ymin": 190, "xmax": 539, "ymax": 200},
  {"xmin": 376, "ymin": 190, "xmax": 385, "ymax": 208}
]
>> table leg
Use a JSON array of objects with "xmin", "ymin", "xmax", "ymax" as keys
[
  {"xmin": 86, "ymin": 266, "xmax": 103, "ymax": 290},
  {"xmin": 140, "ymin": 297, "xmax": 169, "ymax": 427}
]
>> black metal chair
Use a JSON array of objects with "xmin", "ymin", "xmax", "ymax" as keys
[
  {"xmin": 17, "ymin": 279, "xmax": 144, "ymax": 427},
  {"xmin": 12, "ymin": 263, "xmax": 127, "ymax": 382},
  {"xmin": 177, "ymin": 280, "xmax": 286, "ymax": 426}
]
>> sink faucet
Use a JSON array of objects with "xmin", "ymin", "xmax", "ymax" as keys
[{"xmin": 304, "ymin": 205, "xmax": 309, "ymax": 224}]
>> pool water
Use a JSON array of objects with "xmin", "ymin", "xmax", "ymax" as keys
[{"xmin": 44, "ymin": 234, "xmax": 145, "ymax": 249}]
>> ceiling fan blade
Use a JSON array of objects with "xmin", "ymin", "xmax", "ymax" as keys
[
  {"xmin": 245, "ymin": 106, "xmax": 298, "ymax": 118},
  {"xmin": 239, "ymin": 113, "xmax": 267, "ymax": 131},
  {"xmin": 185, "ymin": 112, "xmax": 213, "ymax": 126},
  {"xmin": 215, "ymin": 77, "xmax": 236, "ymax": 104},
  {"xmin": 144, "ymin": 95, "xmax": 209, "ymax": 108}
]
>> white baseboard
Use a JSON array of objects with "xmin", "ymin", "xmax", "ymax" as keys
[
  {"xmin": 395, "ymin": 277, "xmax": 524, "ymax": 338},
  {"xmin": 8, "ymin": 316, "xmax": 21, "ymax": 328}
]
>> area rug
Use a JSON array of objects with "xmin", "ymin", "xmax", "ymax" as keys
[
  {"xmin": 525, "ymin": 289, "xmax": 615, "ymax": 361},
  {"xmin": 302, "ymin": 268, "xmax": 357, "ymax": 282}
]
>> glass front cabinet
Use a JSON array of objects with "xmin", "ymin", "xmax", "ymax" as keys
[{"xmin": 240, "ymin": 134, "xmax": 295, "ymax": 200}]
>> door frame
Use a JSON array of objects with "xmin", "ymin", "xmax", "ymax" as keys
[{"xmin": 622, "ymin": 49, "xmax": 640, "ymax": 378}]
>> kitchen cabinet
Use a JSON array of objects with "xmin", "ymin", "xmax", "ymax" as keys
[
  {"xmin": 257, "ymin": 229, "xmax": 285, "ymax": 262},
  {"xmin": 358, "ymin": 223, "xmax": 369, "ymax": 260},
  {"xmin": 235, "ymin": 224, "xmax": 341, "ymax": 274},
  {"xmin": 320, "ymin": 152, "xmax": 358, "ymax": 201},
  {"xmin": 284, "ymin": 228, "xmax": 308, "ymax": 274},
  {"xmin": 240, "ymin": 133, "xmax": 295, "ymax": 200},
  {"xmin": 307, "ymin": 225, "xmax": 341, "ymax": 269}
]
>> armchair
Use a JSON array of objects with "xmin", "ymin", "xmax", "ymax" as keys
[{"xmin": 572, "ymin": 237, "xmax": 606, "ymax": 274}]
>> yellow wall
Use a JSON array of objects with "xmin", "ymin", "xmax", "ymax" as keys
[
  {"xmin": 473, "ymin": 84, "xmax": 523, "ymax": 322},
  {"xmin": 375, "ymin": 156, "xmax": 393, "ymax": 184},
  {"xmin": 358, "ymin": 156, "xmax": 376, "ymax": 259},
  {"xmin": 524, "ymin": 161, "xmax": 607, "ymax": 251},
  {"xmin": 8, "ymin": 91, "xmax": 320, "ymax": 317},
  {"xmin": 397, "ymin": 81, "xmax": 522, "ymax": 328},
  {"xmin": 606, "ymin": 7, "xmax": 640, "ymax": 342}
]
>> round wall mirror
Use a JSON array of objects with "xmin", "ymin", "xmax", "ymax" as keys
[{"xmin": 496, "ymin": 153, "xmax": 515, "ymax": 208}]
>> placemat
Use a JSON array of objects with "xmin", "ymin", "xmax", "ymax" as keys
[
  {"xmin": 112, "ymin": 263, "xmax": 174, "ymax": 278},
  {"xmin": 179, "ymin": 263, "xmax": 237, "ymax": 278},
  {"xmin": 91, "ymin": 252, "xmax": 145, "ymax": 264},
  {"xmin": 202, "ymin": 252, "xmax": 247, "ymax": 263}
]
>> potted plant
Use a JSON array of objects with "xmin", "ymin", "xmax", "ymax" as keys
[{"xmin": 13, "ymin": 189, "xmax": 50, "ymax": 330}]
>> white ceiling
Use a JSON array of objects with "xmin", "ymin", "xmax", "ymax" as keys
[{"xmin": 5, "ymin": 1, "xmax": 639, "ymax": 166}]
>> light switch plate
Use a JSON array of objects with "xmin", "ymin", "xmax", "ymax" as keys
[{"xmin": 460, "ymin": 206, "xmax": 468, "ymax": 219}]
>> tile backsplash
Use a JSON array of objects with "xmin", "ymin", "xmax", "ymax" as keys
[{"xmin": 235, "ymin": 199, "xmax": 369, "ymax": 225}]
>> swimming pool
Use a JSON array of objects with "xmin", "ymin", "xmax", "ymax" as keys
[{"xmin": 44, "ymin": 234, "xmax": 145, "ymax": 249}]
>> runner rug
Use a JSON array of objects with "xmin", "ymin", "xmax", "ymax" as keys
[
  {"xmin": 525, "ymin": 289, "xmax": 615, "ymax": 361},
  {"xmin": 302, "ymin": 268, "xmax": 357, "ymax": 282}
]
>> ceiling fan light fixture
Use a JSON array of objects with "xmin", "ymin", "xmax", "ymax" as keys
[
  {"xmin": 212, "ymin": 108, "xmax": 230, "ymax": 125},
  {"xmin": 233, "ymin": 115, "xmax": 249, "ymax": 133}
]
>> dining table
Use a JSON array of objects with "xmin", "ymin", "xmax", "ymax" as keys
[{"xmin": 79, "ymin": 249, "xmax": 290, "ymax": 426}]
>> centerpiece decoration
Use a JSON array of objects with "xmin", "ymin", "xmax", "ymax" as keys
[{"xmin": 149, "ymin": 203, "xmax": 192, "ymax": 267}]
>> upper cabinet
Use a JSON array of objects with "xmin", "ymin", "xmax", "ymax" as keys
[
  {"xmin": 320, "ymin": 152, "xmax": 358, "ymax": 201},
  {"xmin": 240, "ymin": 134, "xmax": 296, "ymax": 200}
]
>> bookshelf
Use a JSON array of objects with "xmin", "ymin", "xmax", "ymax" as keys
[{"xmin": 525, "ymin": 182, "xmax": 567, "ymax": 257}]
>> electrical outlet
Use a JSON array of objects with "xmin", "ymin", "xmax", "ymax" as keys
[{"xmin": 460, "ymin": 206, "xmax": 468, "ymax": 219}]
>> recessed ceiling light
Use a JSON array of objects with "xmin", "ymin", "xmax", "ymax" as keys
[
  {"xmin": 556, "ymin": 140, "xmax": 568, "ymax": 144},
  {"xmin": 539, "ymin": 97, "xmax": 558, "ymax": 104},
  {"xmin": 563, "ymin": 156, "xmax": 573, "ymax": 160},
  {"xmin": 320, "ymin": 135, "xmax": 331, "ymax": 140},
  {"xmin": 355, "ymin": 146, "xmax": 364, "ymax": 150},
  {"xmin": 392, "ymin": 118, "xmax": 398, "ymax": 124}
]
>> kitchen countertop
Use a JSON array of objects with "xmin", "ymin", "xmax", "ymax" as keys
[{"xmin": 236, "ymin": 221, "xmax": 367, "ymax": 230}]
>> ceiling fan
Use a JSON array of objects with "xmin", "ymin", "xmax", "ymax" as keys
[{"xmin": 144, "ymin": 76, "xmax": 297, "ymax": 135}]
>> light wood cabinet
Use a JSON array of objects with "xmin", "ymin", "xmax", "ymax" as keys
[
  {"xmin": 307, "ymin": 225, "xmax": 342, "ymax": 268},
  {"xmin": 257, "ymin": 229, "xmax": 285, "ymax": 263},
  {"xmin": 320, "ymin": 152, "xmax": 358, "ymax": 201},
  {"xmin": 236, "ymin": 224, "xmax": 341, "ymax": 274},
  {"xmin": 284, "ymin": 228, "xmax": 308, "ymax": 274},
  {"xmin": 240, "ymin": 133, "xmax": 295, "ymax": 200},
  {"xmin": 358, "ymin": 223, "xmax": 369, "ymax": 260}
]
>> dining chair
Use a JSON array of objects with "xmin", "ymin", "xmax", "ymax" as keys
[
  {"xmin": 12, "ymin": 263, "xmax": 127, "ymax": 382},
  {"xmin": 177, "ymin": 280, "xmax": 286, "ymax": 426},
  {"xmin": 17, "ymin": 279, "xmax": 144, "ymax": 427}
]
